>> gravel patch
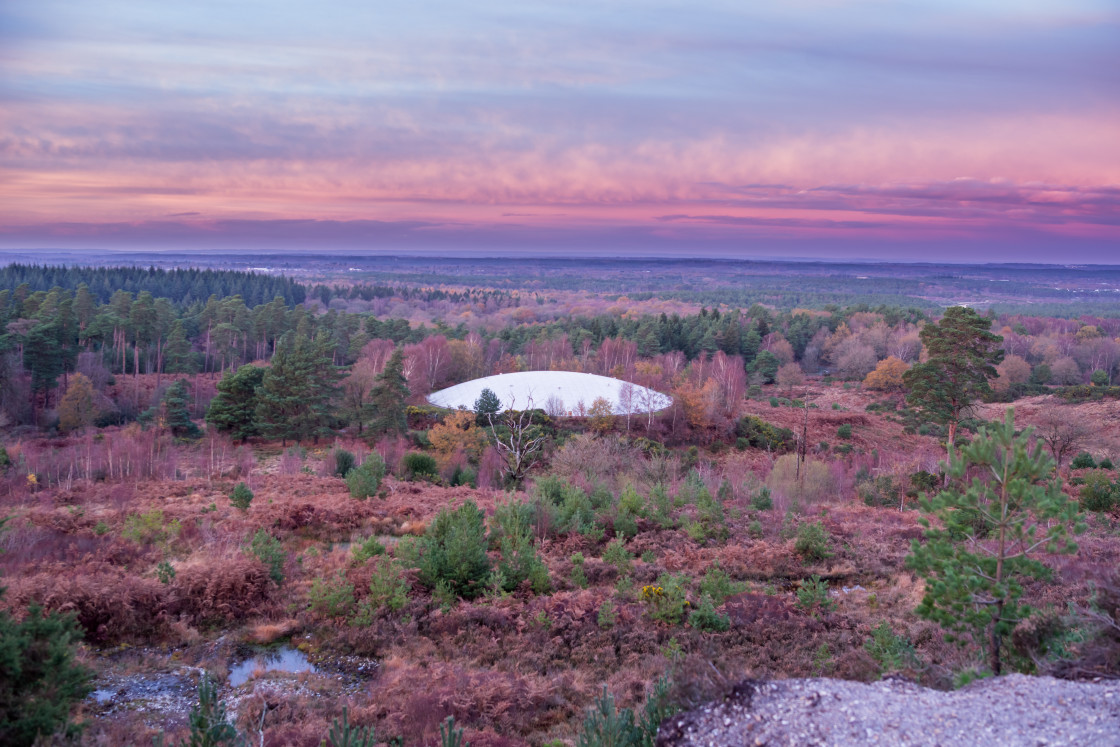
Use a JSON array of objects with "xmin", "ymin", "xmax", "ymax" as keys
[{"xmin": 658, "ymin": 675, "xmax": 1120, "ymax": 747}]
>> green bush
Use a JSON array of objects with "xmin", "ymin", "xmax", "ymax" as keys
[
  {"xmin": 353, "ymin": 557, "xmax": 410, "ymax": 623},
  {"xmin": 837, "ymin": 424, "xmax": 852, "ymax": 439},
  {"xmin": 415, "ymin": 501, "xmax": 491, "ymax": 599},
  {"xmin": 794, "ymin": 521, "xmax": 834, "ymax": 563},
  {"xmin": 698, "ymin": 562, "xmax": 746, "ymax": 604},
  {"xmin": 498, "ymin": 528, "xmax": 551, "ymax": 594},
  {"xmin": 308, "ymin": 572, "xmax": 356, "ymax": 617},
  {"xmin": 749, "ymin": 487, "xmax": 773, "ymax": 511},
  {"xmin": 401, "ymin": 451, "xmax": 439, "ymax": 481},
  {"xmin": 333, "ymin": 449, "xmax": 356, "ymax": 478},
  {"xmin": 597, "ymin": 600, "xmax": 616, "ymax": 629},
  {"xmin": 688, "ymin": 594, "xmax": 730, "ymax": 632},
  {"xmin": 229, "ymin": 482, "xmax": 253, "ymax": 511},
  {"xmin": 769, "ymin": 397, "xmax": 780, "ymax": 407},
  {"xmin": 0, "ymin": 597, "xmax": 92, "ymax": 746},
  {"xmin": 1072, "ymin": 452, "xmax": 1097, "ymax": 470},
  {"xmin": 1079, "ymin": 470, "xmax": 1118, "ymax": 512},
  {"xmin": 576, "ymin": 676, "xmax": 674, "ymax": 747},
  {"xmin": 351, "ymin": 536, "xmax": 386, "ymax": 564},
  {"xmin": 796, "ymin": 575, "xmax": 835, "ymax": 615},
  {"xmin": 735, "ymin": 415, "xmax": 795, "ymax": 452},
  {"xmin": 346, "ymin": 454, "xmax": 386, "ymax": 499},
  {"xmin": 864, "ymin": 621, "xmax": 918, "ymax": 673},
  {"xmin": 123, "ymin": 510, "xmax": 181, "ymax": 546},
  {"xmin": 1100, "ymin": 457, "xmax": 1115, "ymax": 470},
  {"xmin": 858, "ymin": 475, "xmax": 898, "ymax": 508},
  {"xmin": 640, "ymin": 573, "xmax": 690, "ymax": 625},
  {"xmin": 570, "ymin": 552, "xmax": 588, "ymax": 588},
  {"xmin": 0, "ymin": 445, "xmax": 10, "ymax": 473},
  {"xmin": 602, "ymin": 538, "xmax": 633, "ymax": 578},
  {"xmin": 248, "ymin": 529, "xmax": 286, "ymax": 584}
]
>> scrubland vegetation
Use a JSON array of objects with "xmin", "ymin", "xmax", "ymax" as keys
[{"xmin": 2, "ymin": 262, "xmax": 1120, "ymax": 745}]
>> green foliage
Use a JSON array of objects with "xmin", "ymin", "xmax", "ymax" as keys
[
  {"xmin": 903, "ymin": 306, "xmax": 1003, "ymax": 445},
  {"xmin": 735, "ymin": 415, "xmax": 794, "ymax": 452},
  {"xmin": 325, "ymin": 707, "xmax": 375, "ymax": 747},
  {"xmin": 0, "ymin": 445, "xmax": 10, "ymax": 473},
  {"xmin": 333, "ymin": 449, "xmax": 356, "ymax": 478},
  {"xmin": 864, "ymin": 622, "xmax": 919, "ymax": 673},
  {"xmin": 794, "ymin": 521, "xmax": 834, "ymax": 562},
  {"xmin": 367, "ymin": 349, "xmax": 410, "ymax": 437},
  {"xmin": 1079, "ymin": 470, "xmax": 1118, "ymax": 512},
  {"xmin": 178, "ymin": 674, "xmax": 246, "ymax": 747},
  {"xmin": 156, "ymin": 560, "xmax": 176, "ymax": 585},
  {"xmin": 795, "ymin": 575, "xmax": 835, "ymax": 615},
  {"xmin": 346, "ymin": 454, "xmax": 385, "ymax": 500},
  {"xmin": 769, "ymin": 396, "xmax": 780, "ymax": 408},
  {"xmin": 474, "ymin": 387, "xmax": 502, "ymax": 425},
  {"xmin": 123, "ymin": 510, "xmax": 181, "ymax": 546},
  {"xmin": 749, "ymin": 486, "xmax": 773, "ymax": 511},
  {"xmin": 228, "ymin": 482, "xmax": 253, "ymax": 511},
  {"xmin": 576, "ymin": 677, "xmax": 675, "ymax": 747},
  {"xmin": 353, "ymin": 557, "xmax": 410, "ymax": 623},
  {"xmin": 1071, "ymin": 451, "xmax": 1097, "ymax": 470},
  {"xmin": 206, "ymin": 365, "xmax": 266, "ymax": 442},
  {"xmin": 163, "ymin": 379, "xmax": 201, "ymax": 438},
  {"xmin": 837, "ymin": 423, "xmax": 852, "ymax": 440},
  {"xmin": 698, "ymin": 562, "xmax": 746, "ymax": 604},
  {"xmin": 0, "ymin": 598, "xmax": 92, "ymax": 746},
  {"xmin": 351, "ymin": 536, "xmax": 386, "ymax": 564},
  {"xmin": 570, "ymin": 552, "xmax": 588, "ymax": 588},
  {"xmin": 255, "ymin": 332, "xmax": 341, "ymax": 444},
  {"xmin": 1091, "ymin": 369, "xmax": 1109, "ymax": 386},
  {"xmin": 640, "ymin": 573, "xmax": 690, "ymax": 625},
  {"xmin": 690, "ymin": 487, "xmax": 728, "ymax": 543},
  {"xmin": 416, "ymin": 501, "xmax": 491, "ymax": 599},
  {"xmin": 1100, "ymin": 457, "xmax": 1115, "ymax": 470},
  {"xmin": 597, "ymin": 600, "xmax": 616, "ymax": 629},
  {"xmin": 688, "ymin": 594, "xmax": 730, "ymax": 632},
  {"xmin": 308, "ymin": 572, "xmax": 356, "ymax": 617},
  {"xmin": 439, "ymin": 716, "xmax": 468, "ymax": 747},
  {"xmin": 400, "ymin": 451, "xmax": 439, "ymax": 481},
  {"xmin": 497, "ymin": 521, "xmax": 551, "ymax": 594},
  {"xmin": 602, "ymin": 538, "xmax": 633, "ymax": 578},
  {"xmin": 748, "ymin": 519, "xmax": 763, "ymax": 538},
  {"xmin": 905, "ymin": 408, "xmax": 1081, "ymax": 675},
  {"xmin": 247, "ymin": 529, "xmax": 287, "ymax": 585},
  {"xmin": 858, "ymin": 475, "xmax": 899, "ymax": 508}
]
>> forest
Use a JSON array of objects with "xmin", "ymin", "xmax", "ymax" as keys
[{"xmin": 1, "ymin": 261, "xmax": 1120, "ymax": 746}]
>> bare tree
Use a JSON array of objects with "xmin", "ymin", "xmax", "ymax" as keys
[
  {"xmin": 618, "ymin": 381, "xmax": 635, "ymax": 433},
  {"xmin": 487, "ymin": 394, "xmax": 548, "ymax": 485},
  {"xmin": 1036, "ymin": 405, "xmax": 1090, "ymax": 468}
]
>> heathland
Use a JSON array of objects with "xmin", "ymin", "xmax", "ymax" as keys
[{"xmin": 1, "ymin": 258, "xmax": 1118, "ymax": 746}]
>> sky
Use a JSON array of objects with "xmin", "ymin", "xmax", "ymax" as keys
[{"xmin": 1, "ymin": 0, "xmax": 1118, "ymax": 261}]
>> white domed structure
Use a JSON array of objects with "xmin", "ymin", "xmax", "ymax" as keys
[{"xmin": 428, "ymin": 371, "xmax": 671, "ymax": 416}]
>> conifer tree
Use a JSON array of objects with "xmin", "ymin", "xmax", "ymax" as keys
[
  {"xmin": 164, "ymin": 320, "xmax": 197, "ymax": 374},
  {"xmin": 206, "ymin": 364, "xmax": 265, "ymax": 442},
  {"xmin": 256, "ymin": 332, "xmax": 340, "ymax": 444},
  {"xmin": 367, "ymin": 348, "xmax": 409, "ymax": 437},
  {"xmin": 163, "ymin": 379, "xmax": 201, "ymax": 438}
]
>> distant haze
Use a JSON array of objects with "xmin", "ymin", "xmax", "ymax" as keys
[{"xmin": 2, "ymin": 2, "xmax": 1118, "ymax": 261}]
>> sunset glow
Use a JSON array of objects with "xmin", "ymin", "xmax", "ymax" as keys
[{"xmin": 2, "ymin": 1, "xmax": 1118, "ymax": 260}]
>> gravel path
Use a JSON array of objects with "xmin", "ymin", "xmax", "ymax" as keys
[{"xmin": 657, "ymin": 675, "xmax": 1120, "ymax": 747}]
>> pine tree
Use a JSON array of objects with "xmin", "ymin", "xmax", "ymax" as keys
[
  {"xmin": 58, "ymin": 372, "xmax": 97, "ymax": 432},
  {"xmin": 473, "ymin": 387, "xmax": 502, "ymax": 426},
  {"xmin": 0, "ymin": 590, "xmax": 93, "ymax": 746},
  {"xmin": 904, "ymin": 306, "xmax": 1003, "ymax": 449},
  {"xmin": 255, "ymin": 332, "xmax": 340, "ymax": 444},
  {"xmin": 164, "ymin": 320, "xmax": 197, "ymax": 374},
  {"xmin": 906, "ymin": 409, "xmax": 1081, "ymax": 675},
  {"xmin": 206, "ymin": 364, "xmax": 265, "ymax": 442},
  {"xmin": 367, "ymin": 348, "xmax": 409, "ymax": 437},
  {"xmin": 163, "ymin": 379, "xmax": 201, "ymax": 438}
]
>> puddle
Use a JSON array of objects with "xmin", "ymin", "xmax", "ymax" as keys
[{"xmin": 228, "ymin": 646, "xmax": 317, "ymax": 687}]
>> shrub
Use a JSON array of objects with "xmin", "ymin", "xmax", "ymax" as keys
[
  {"xmin": 1080, "ymin": 471, "xmax": 1118, "ymax": 512},
  {"xmin": 1100, "ymin": 457, "xmax": 1115, "ymax": 470},
  {"xmin": 498, "ymin": 528, "xmax": 551, "ymax": 594},
  {"xmin": 749, "ymin": 487, "xmax": 773, "ymax": 511},
  {"xmin": 796, "ymin": 575, "xmax": 835, "ymax": 615},
  {"xmin": 308, "ymin": 572, "xmax": 356, "ymax": 617},
  {"xmin": 576, "ymin": 676, "xmax": 674, "ymax": 747},
  {"xmin": 415, "ymin": 501, "xmax": 491, "ymax": 599},
  {"xmin": 0, "ymin": 598, "xmax": 92, "ymax": 746},
  {"xmin": 325, "ymin": 707, "xmax": 376, "ymax": 747},
  {"xmin": 333, "ymin": 449, "xmax": 356, "ymax": 478},
  {"xmin": 837, "ymin": 424, "xmax": 852, "ymax": 439},
  {"xmin": 794, "ymin": 521, "xmax": 834, "ymax": 563},
  {"xmin": 864, "ymin": 621, "xmax": 919, "ymax": 673},
  {"xmin": 698, "ymin": 562, "xmax": 746, "ymax": 604},
  {"xmin": 351, "ymin": 536, "xmax": 386, "ymax": 564},
  {"xmin": 735, "ymin": 415, "xmax": 794, "ymax": 452},
  {"xmin": 247, "ymin": 529, "xmax": 287, "ymax": 584},
  {"xmin": 156, "ymin": 560, "xmax": 176, "ymax": 585},
  {"xmin": 748, "ymin": 520, "xmax": 763, "ymax": 538},
  {"xmin": 858, "ymin": 475, "xmax": 898, "ymax": 508},
  {"xmin": 355, "ymin": 557, "xmax": 409, "ymax": 622},
  {"xmin": 0, "ymin": 445, "xmax": 11, "ymax": 473},
  {"xmin": 1072, "ymin": 452, "xmax": 1097, "ymax": 470},
  {"xmin": 769, "ymin": 397, "xmax": 780, "ymax": 408},
  {"xmin": 766, "ymin": 455, "xmax": 837, "ymax": 506},
  {"xmin": 346, "ymin": 454, "xmax": 386, "ymax": 499},
  {"xmin": 640, "ymin": 573, "xmax": 690, "ymax": 625},
  {"xmin": 597, "ymin": 600, "xmax": 616, "ymax": 629},
  {"xmin": 229, "ymin": 482, "xmax": 254, "ymax": 511},
  {"xmin": 171, "ymin": 674, "xmax": 243, "ymax": 747},
  {"xmin": 689, "ymin": 594, "xmax": 730, "ymax": 632},
  {"xmin": 602, "ymin": 538, "xmax": 633, "ymax": 578},
  {"xmin": 401, "ymin": 451, "xmax": 439, "ymax": 481},
  {"xmin": 123, "ymin": 510, "xmax": 181, "ymax": 546},
  {"xmin": 570, "ymin": 552, "xmax": 588, "ymax": 588}
]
